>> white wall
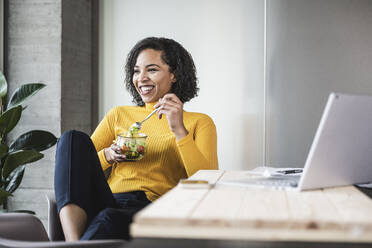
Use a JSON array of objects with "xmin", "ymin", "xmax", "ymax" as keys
[
  {"xmin": 99, "ymin": 0, "xmax": 264, "ymax": 170},
  {"xmin": 266, "ymin": 0, "xmax": 372, "ymax": 167}
]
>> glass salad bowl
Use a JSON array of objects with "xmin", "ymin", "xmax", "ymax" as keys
[{"xmin": 116, "ymin": 132, "xmax": 147, "ymax": 161}]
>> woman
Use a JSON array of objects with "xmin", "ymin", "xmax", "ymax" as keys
[{"xmin": 54, "ymin": 37, "xmax": 218, "ymax": 241}]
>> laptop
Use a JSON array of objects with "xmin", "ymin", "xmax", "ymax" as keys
[{"xmin": 219, "ymin": 92, "xmax": 372, "ymax": 191}]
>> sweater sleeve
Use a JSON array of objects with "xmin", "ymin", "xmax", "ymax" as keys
[
  {"xmin": 176, "ymin": 116, "xmax": 218, "ymax": 177},
  {"xmin": 91, "ymin": 108, "xmax": 117, "ymax": 171}
]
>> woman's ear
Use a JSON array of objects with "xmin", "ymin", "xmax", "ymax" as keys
[{"xmin": 170, "ymin": 73, "xmax": 176, "ymax": 83}]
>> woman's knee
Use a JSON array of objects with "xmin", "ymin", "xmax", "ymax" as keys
[
  {"xmin": 57, "ymin": 130, "xmax": 93, "ymax": 151},
  {"xmin": 59, "ymin": 130, "xmax": 89, "ymax": 144},
  {"xmin": 55, "ymin": 130, "xmax": 93, "ymax": 177}
]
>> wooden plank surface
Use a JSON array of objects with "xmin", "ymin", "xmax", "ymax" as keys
[
  {"xmin": 286, "ymin": 189, "xmax": 344, "ymax": 229},
  {"xmin": 323, "ymin": 186, "xmax": 372, "ymax": 222},
  {"xmin": 131, "ymin": 170, "xmax": 372, "ymax": 242},
  {"xmin": 133, "ymin": 186, "xmax": 209, "ymax": 225},
  {"xmin": 133, "ymin": 170, "xmax": 224, "ymax": 225},
  {"xmin": 238, "ymin": 188, "xmax": 289, "ymax": 228},
  {"xmin": 188, "ymin": 169, "xmax": 225, "ymax": 184},
  {"xmin": 190, "ymin": 185, "xmax": 246, "ymax": 225}
]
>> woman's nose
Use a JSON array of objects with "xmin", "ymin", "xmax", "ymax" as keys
[{"xmin": 138, "ymin": 71, "xmax": 149, "ymax": 82}]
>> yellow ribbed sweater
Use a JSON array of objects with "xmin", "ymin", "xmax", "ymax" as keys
[{"xmin": 91, "ymin": 102, "xmax": 218, "ymax": 202}]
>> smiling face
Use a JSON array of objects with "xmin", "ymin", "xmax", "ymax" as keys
[{"xmin": 132, "ymin": 49, "xmax": 175, "ymax": 104}]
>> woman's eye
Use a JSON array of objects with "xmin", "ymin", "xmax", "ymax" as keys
[
  {"xmin": 133, "ymin": 70, "xmax": 140, "ymax": 74},
  {"xmin": 148, "ymin": 68, "xmax": 157, "ymax": 72}
]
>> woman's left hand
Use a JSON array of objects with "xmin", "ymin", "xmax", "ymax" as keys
[{"xmin": 154, "ymin": 93, "xmax": 188, "ymax": 140}]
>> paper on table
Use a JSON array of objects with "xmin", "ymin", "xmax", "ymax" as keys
[
  {"xmin": 248, "ymin": 166, "xmax": 303, "ymax": 177},
  {"xmin": 356, "ymin": 182, "xmax": 372, "ymax": 189}
]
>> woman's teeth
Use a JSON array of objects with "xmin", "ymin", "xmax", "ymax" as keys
[{"xmin": 140, "ymin": 86, "xmax": 154, "ymax": 95}]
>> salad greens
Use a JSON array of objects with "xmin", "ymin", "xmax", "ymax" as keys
[
  {"xmin": 116, "ymin": 124, "xmax": 147, "ymax": 160},
  {"xmin": 127, "ymin": 123, "xmax": 140, "ymax": 137}
]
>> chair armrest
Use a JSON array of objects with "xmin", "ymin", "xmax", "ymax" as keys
[
  {"xmin": 0, "ymin": 237, "xmax": 126, "ymax": 248},
  {"xmin": 0, "ymin": 213, "xmax": 49, "ymax": 241},
  {"xmin": 46, "ymin": 194, "xmax": 65, "ymax": 241}
]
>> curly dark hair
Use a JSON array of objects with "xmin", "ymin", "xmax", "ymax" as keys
[{"xmin": 125, "ymin": 37, "xmax": 199, "ymax": 106}]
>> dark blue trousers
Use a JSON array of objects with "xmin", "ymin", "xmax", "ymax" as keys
[{"xmin": 54, "ymin": 130, "xmax": 151, "ymax": 240}]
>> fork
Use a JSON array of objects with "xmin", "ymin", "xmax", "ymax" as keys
[{"xmin": 133, "ymin": 107, "xmax": 160, "ymax": 130}]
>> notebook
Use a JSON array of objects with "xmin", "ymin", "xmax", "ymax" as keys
[{"xmin": 219, "ymin": 92, "xmax": 372, "ymax": 191}]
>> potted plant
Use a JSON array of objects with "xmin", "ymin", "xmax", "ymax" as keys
[{"xmin": 0, "ymin": 71, "xmax": 57, "ymax": 212}]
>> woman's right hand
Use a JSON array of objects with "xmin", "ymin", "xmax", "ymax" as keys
[{"xmin": 104, "ymin": 143, "xmax": 127, "ymax": 164}]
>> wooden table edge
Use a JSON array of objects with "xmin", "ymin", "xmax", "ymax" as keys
[{"xmin": 131, "ymin": 223, "xmax": 372, "ymax": 243}]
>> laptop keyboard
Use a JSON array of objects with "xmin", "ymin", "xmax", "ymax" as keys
[
  {"xmin": 218, "ymin": 175, "xmax": 300, "ymax": 189},
  {"xmin": 249, "ymin": 176, "xmax": 299, "ymax": 188}
]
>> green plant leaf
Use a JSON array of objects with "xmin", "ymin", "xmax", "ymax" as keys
[
  {"xmin": 0, "ymin": 143, "xmax": 8, "ymax": 160},
  {"xmin": 9, "ymin": 130, "xmax": 58, "ymax": 152},
  {"xmin": 2, "ymin": 150, "xmax": 43, "ymax": 180},
  {"xmin": 0, "ymin": 188, "xmax": 12, "ymax": 206},
  {"xmin": 0, "ymin": 71, "xmax": 8, "ymax": 100},
  {"xmin": 0, "ymin": 105, "xmax": 22, "ymax": 135},
  {"xmin": 5, "ymin": 165, "xmax": 25, "ymax": 193},
  {"xmin": 7, "ymin": 83, "xmax": 45, "ymax": 109}
]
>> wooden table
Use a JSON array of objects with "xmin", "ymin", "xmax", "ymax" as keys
[{"xmin": 131, "ymin": 170, "xmax": 372, "ymax": 243}]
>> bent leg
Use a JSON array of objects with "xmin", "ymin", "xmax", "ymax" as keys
[
  {"xmin": 59, "ymin": 203, "xmax": 87, "ymax": 241},
  {"xmin": 54, "ymin": 130, "xmax": 115, "ymax": 240},
  {"xmin": 81, "ymin": 192, "xmax": 151, "ymax": 240},
  {"xmin": 81, "ymin": 208, "xmax": 133, "ymax": 240}
]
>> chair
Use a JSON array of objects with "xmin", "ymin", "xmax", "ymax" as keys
[
  {"xmin": 0, "ymin": 236, "xmax": 125, "ymax": 248},
  {"xmin": 0, "ymin": 213, "xmax": 49, "ymax": 242},
  {"xmin": 46, "ymin": 194, "xmax": 64, "ymax": 241},
  {"xmin": 0, "ymin": 204, "xmax": 127, "ymax": 248},
  {"xmin": 46, "ymin": 166, "xmax": 112, "ymax": 241}
]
